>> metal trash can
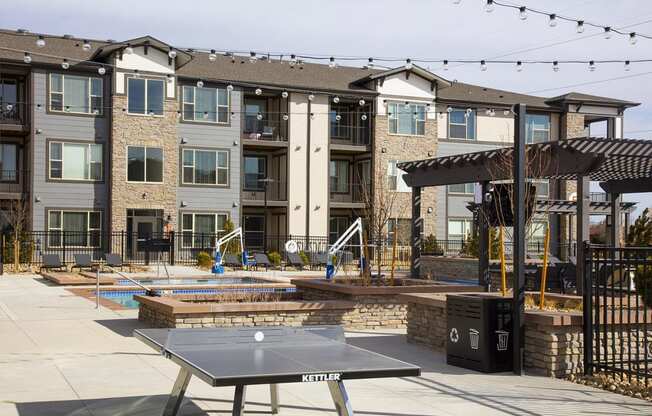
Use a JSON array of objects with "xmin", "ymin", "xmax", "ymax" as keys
[{"xmin": 446, "ymin": 293, "xmax": 513, "ymax": 373}]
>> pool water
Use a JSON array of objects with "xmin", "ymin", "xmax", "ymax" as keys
[
  {"xmin": 98, "ymin": 287, "xmax": 296, "ymax": 309},
  {"xmin": 116, "ymin": 277, "xmax": 267, "ymax": 286}
]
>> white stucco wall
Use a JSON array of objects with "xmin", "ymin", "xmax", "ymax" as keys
[
  {"xmin": 308, "ymin": 95, "xmax": 329, "ymax": 237},
  {"xmin": 287, "ymin": 94, "xmax": 309, "ymax": 235}
]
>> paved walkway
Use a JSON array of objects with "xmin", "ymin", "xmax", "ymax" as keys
[{"xmin": 1, "ymin": 275, "xmax": 651, "ymax": 416}]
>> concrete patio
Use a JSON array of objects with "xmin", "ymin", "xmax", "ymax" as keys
[{"xmin": 1, "ymin": 275, "xmax": 651, "ymax": 416}]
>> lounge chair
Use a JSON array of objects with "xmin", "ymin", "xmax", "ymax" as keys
[
  {"xmin": 285, "ymin": 252, "xmax": 305, "ymax": 270},
  {"xmin": 40, "ymin": 254, "xmax": 65, "ymax": 273},
  {"xmin": 223, "ymin": 253, "xmax": 242, "ymax": 268},
  {"xmin": 309, "ymin": 252, "xmax": 328, "ymax": 270},
  {"xmin": 72, "ymin": 254, "xmax": 94, "ymax": 272},
  {"xmin": 253, "ymin": 252, "xmax": 272, "ymax": 271},
  {"xmin": 104, "ymin": 253, "xmax": 131, "ymax": 272}
]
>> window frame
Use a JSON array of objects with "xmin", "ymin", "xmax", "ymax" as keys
[
  {"xmin": 126, "ymin": 77, "xmax": 165, "ymax": 116},
  {"xmin": 387, "ymin": 160, "xmax": 410, "ymax": 192},
  {"xmin": 180, "ymin": 212, "xmax": 228, "ymax": 248},
  {"xmin": 329, "ymin": 159, "xmax": 350, "ymax": 194},
  {"xmin": 47, "ymin": 140, "xmax": 103, "ymax": 182},
  {"xmin": 0, "ymin": 143, "xmax": 19, "ymax": 183},
  {"xmin": 243, "ymin": 154, "xmax": 267, "ymax": 191},
  {"xmin": 447, "ymin": 108, "xmax": 476, "ymax": 140},
  {"xmin": 447, "ymin": 218, "xmax": 474, "ymax": 241},
  {"xmin": 448, "ymin": 183, "xmax": 475, "ymax": 195},
  {"xmin": 46, "ymin": 209, "xmax": 102, "ymax": 248},
  {"xmin": 126, "ymin": 145, "xmax": 164, "ymax": 183},
  {"xmin": 387, "ymin": 102, "xmax": 426, "ymax": 136},
  {"xmin": 181, "ymin": 85, "xmax": 230, "ymax": 124},
  {"xmin": 387, "ymin": 218, "xmax": 411, "ymax": 245},
  {"xmin": 525, "ymin": 113, "xmax": 551, "ymax": 144},
  {"xmin": 243, "ymin": 214, "xmax": 266, "ymax": 249},
  {"xmin": 48, "ymin": 73, "xmax": 103, "ymax": 116},
  {"xmin": 181, "ymin": 148, "xmax": 229, "ymax": 187}
]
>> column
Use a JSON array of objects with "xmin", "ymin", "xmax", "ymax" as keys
[{"xmin": 410, "ymin": 186, "xmax": 422, "ymax": 278}]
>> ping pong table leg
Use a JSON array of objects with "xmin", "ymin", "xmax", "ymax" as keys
[
  {"xmin": 327, "ymin": 380, "xmax": 354, "ymax": 416},
  {"xmin": 232, "ymin": 384, "xmax": 247, "ymax": 416},
  {"xmin": 162, "ymin": 368, "xmax": 192, "ymax": 416},
  {"xmin": 270, "ymin": 383, "xmax": 280, "ymax": 414}
]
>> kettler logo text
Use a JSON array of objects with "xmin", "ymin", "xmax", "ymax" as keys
[{"xmin": 301, "ymin": 373, "xmax": 342, "ymax": 382}]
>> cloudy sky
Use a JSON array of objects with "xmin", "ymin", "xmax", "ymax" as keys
[{"xmin": 3, "ymin": 0, "xmax": 652, "ymax": 216}]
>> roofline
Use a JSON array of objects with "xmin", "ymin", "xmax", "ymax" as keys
[
  {"xmin": 544, "ymin": 96, "xmax": 640, "ymax": 108},
  {"xmin": 435, "ymin": 98, "xmax": 560, "ymax": 112},
  {"xmin": 353, "ymin": 65, "xmax": 452, "ymax": 88}
]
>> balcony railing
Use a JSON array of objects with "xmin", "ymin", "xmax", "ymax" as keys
[
  {"xmin": 329, "ymin": 182, "xmax": 370, "ymax": 204},
  {"xmin": 241, "ymin": 180, "xmax": 287, "ymax": 202},
  {"xmin": 0, "ymin": 170, "xmax": 29, "ymax": 195},
  {"xmin": 0, "ymin": 102, "xmax": 25, "ymax": 125},
  {"xmin": 242, "ymin": 117, "xmax": 288, "ymax": 142}
]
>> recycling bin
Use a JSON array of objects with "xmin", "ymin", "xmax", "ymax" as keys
[{"xmin": 446, "ymin": 293, "xmax": 513, "ymax": 373}]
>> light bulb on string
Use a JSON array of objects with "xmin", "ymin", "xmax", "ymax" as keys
[
  {"xmin": 480, "ymin": 60, "xmax": 487, "ymax": 71},
  {"xmin": 82, "ymin": 40, "xmax": 91, "ymax": 51},
  {"xmin": 516, "ymin": 61, "xmax": 523, "ymax": 72},
  {"xmin": 630, "ymin": 33, "xmax": 637, "ymax": 45},
  {"xmin": 446, "ymin": 106, "xmax": 453, "ymax": 113},
  {"xmin": 308, "ymin": 94, "xmax": 315, "ymax": 101},
  {"xmin": 230, "ymin": 112, "xmax": 236, "ymax": 120},
  {"xmin": 227, "ymin": 85, "xmax": 234, "ymax": 92},
  {"xmin": 577, "ymin": 21, "xmax": 585, "ymax": 33},
  {"xmin": 196, "ymin": 80, "xmax": 204, "ymax": 88},
  {"xmin": 209, "ymin": 49, "xmax": 217, "ymax": 61},
  {"xmin": 256, "ymin": 113, "xmax": 263, "ymax": 121},
  {"xmin": 503, "ymin": 109, "xmax": 510, "ymax": 116},
  {"xmin": 367, "ymin": 57, "xmax": 374, "ymax": 68},
  {"xmin": 361, "ymin": 113, "xmax": 368, "ymax": 121},
  {"xmin": 255, "ymin": 88, "xmax": 262, "ymax": 95},
  {"xmin": 519, "ymin": 6, "xmax": 527, "ymax": 20},
  {"xmin": 405, "ymin": 58, "xmax": 413, "ymax": 70},
  {"xmin": 281, "ymin": 91, "xmax": 288, "ymax": 99},
  {"xmin": 283, "ymin": 114, "xmax": 289, "ymax": 121},
  {"xmin": 249, "ymin": 52, "xmax": 257, "ymax": 63},
  {"xmin": 552, "ymin": 61, "xmax": 559, "ymax": 72},
  {"xmin": 443, "ymin": 60, "xmax": 449, "ymax": 70},
  {"xmin": 549, "ymin": 14, "xmax": 557, "ymax": 27},
  {"xmin": 61, "ymin": 59, "xmax": 69, "ymax": 70},
  {"xmin": 335, "ymin": 114, "xmax": 342, "ymax": 122},
  {"xmin": 485, "ymin": 0, "xmax": 494, "ymax": 13},
  {"xmin": 124, "ymin": 44, "xmax": 134, "ymax": 54},
  {"xmin": 36, "ymin": 35, "xmax": 46, "ymax": 48},
  {"xmin": 23, "ymin": 53, "xmax": 31, "ymax": 64},
  {"xmin": 333, "ymin": 96, "xmax": 340, "ymax": 104},
  {"xmin": 624, "ymin": 60, "xmax": 631, "ymax": 71},
  {"xmin": 98, "ymin": 66, "xmax": 106, "ymax": 75},
  {"xmin": 604, "ymin": 27, "xmax": 612, "ymax": 39},
  {"xmin": 589, "ymin": 60, "xmax": 596, "ymax": 71},
  {"xmin": 329, "ymin": 57, "xmax": 336, "ymax": 69},
  {"xmin": 465, "ymin": 108, "xmax": 473, "ymax": 117},
  {"xmin": 289, "ymin": 54, "xmax": 297, "ymax": 67},
  {"xmin": 359, "ymin": 99, "xmax": 365, "ymax": 106},
  {"xmin": 310, "ymin": 113, "xmax": 315, "ymax": 120},
  {"xmin": 168, "ymin": 49, "xmax": 177, "ymax": 59}
]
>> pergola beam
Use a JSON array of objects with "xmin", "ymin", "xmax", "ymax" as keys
[{"xmin": 600, "ymin": 178, "xmax": 652, "ymax": 194}]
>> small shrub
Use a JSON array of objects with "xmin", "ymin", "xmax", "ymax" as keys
[
  {"xmin": 298, "ymin": 250, "xmax": 309, "ymax": 265},
  {"xmin": 196, "ymin": 251, "xmax": 213, "ymax": 268},
  {"xmin": 422, "ymin": 234, "xmax": 443, "ymax": 255},
  {"xmin": 635, "ymin": 266, "xmax": 652, "ymax": 308},
  {"xmin": 268, "ymin": 251, "xmax": 282, "ymax": 266}
]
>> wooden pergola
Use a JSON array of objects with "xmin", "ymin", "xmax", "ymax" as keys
[{"xmin": 398, "ymin": 104, "xmax": 652, "ymax": 374}]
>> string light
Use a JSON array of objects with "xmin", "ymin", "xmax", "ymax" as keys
[
  {"xmin": 630, "ymin": 32, "xmax": 638, "ymax": 45},
  {"xmin": 36, "ymin": 35, "xmax": 45, "ymax": 48},
  {"xmin": 405, "ymin": 58, "xmax": 413, "ymax": 70},
  {"xmin": 289, "ymin": 54, "xmax": 297, "ymax": 67},
  {"xmin": 576, "ymin": 20, "xmax": 585, "ymax": 33},
  {"xmin": 308, "ymin": 94, "xmax": 315, "ymax": 101},
  {"xmin": 480, "ymin": 60, "xmax": 487, "ymax": 71},
  {"xmin": 23, "ymin": 52, "xmax": 31, "ymax": 64},
  {"xmin": 443, "ymin": 60, "xmax": 449, "ymax": 70},
  {"xmin": 209, "ymin": 49, "xmax": 217, "ymax": 61},
  {"xmin": 249, "ymin": 52, "xmax": 257, "ymax": 63},
  {"xmin": 589, "ymin": 60, "xmax": 596, "ymax": 71},
  {"xmin": 519, "ymin": 6, "xmax": 527, "ymax": 20},
  {"xmin": 604, "ymin": 27, "xmax": 612, "ymax": 39},
  {"xmin": 361, "ymin": 113, "xmax": 367, "ymax": 121},
  {"xmin": 624, "ymin": 60, "xmax": 631, "ymax": 71},
  {"xmin": 227, "ymin": 85, "xmax": 234, "ymax": 92},
  {"xmin": 359, "ymin": 99, "xmax": 365, "ymax": 106},
  {"xmin": 255, "ymin": 88, "xmax": 262, "ymax": 95},
  {"xmin": 329, "ymin": 57, "xmax": 336, "ymax": 68},
  {"xmin": 446, "ymin": 106, "xmax": 453, "ymax": 113},
  {"xmin": 98, "ymin": 66, "xmax": 106, "ymax": 75},
  {"xmin": 281, "ymin": 91, "xmax": 289, "ymax": 99},
  {"xmin": 168, "ymin": 49, "xmax": 177, "ymax": 59},
  {"xmin": 552, "ymin": 61, "xmax": 559, "ymax": 72},
  {"xmin": 333, "ymin": 96, "xmax": 340, "ymax": 103},
  {"xmin": 282, "ymin": 114, "xmax": 289, "ymax": 121},
  {"xmin": 256, "ymin": 113, "xmax": 263, "ymax": 121},
  {"xmin": 548, "ymin": 14, "xmax": 557, "ymax": 27},
  {"xmin": 196, "ymin": 80, "xmax": 204, "ymax": 88},
  {"xmin": 367, "ymin": 57, "xmax": 374, "ymax": 68},
  {"xmin": 485, "ymin": 0, "xmax": 494, "ymax": 13},
  {"xmin": 124, "ymin": 44, "xmax": 134, "ymax": 54},
  {"xmin": 335, "ymin": 114, "xmax": 342, "ymax": 121},
  {"xmin": 516, "ymin": 61, "xmax": 522, "ymax": 72},
  {"xmin": 82, "ymin": 40, "xmax": 91, "ymax": 52},
  {"xmin": 61, "ymin": 59, "xmax": 69, "ymax": 69}
]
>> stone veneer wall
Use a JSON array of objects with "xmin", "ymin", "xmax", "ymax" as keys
[
  {"xmin": 374, "ymin": 115, "xmax": 438, "ymax": 236},
  {"xmin": 559, "ymin": 112, "xmax": 586, "ymax": 243},
  {"xmin": 420, "ymin": 256, "xmax": 478, "ymax": 281},
  {"xmin": 110, "ymin": 95, "xmax": 179, "ymax": 232}
]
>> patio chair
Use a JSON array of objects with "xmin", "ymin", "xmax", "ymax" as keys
[
  {"xmin": 253, "ymin": 252, "xmax": 272, "ymax": 271},
  {"xmin": 104, "ymin": 253, "xmax": 131, "ymax": 272},
  {"xmin": 558, "ymin": 262, "xmax": 577, "ymax": 294},
  {"xmin": 309, "ymin": 252, "xmax": 328, "ymax": 270},
  {"xmin": 223, "ymin": 253, "xmax": 242, "ymax": 269},
  {"xmin": 72, "ymin": 254, "xmax": 94, "ymax": 272},
  {"xmin": 285, "ymin": 252, "xmax": 305, "ymax": 270},
  {"xmin": 40, "ymin": 254, "xmax": 65, "ymax": 273}
]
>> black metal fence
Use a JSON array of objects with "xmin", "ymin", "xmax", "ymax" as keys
[{"xmin": 583, "ymin": 243, "xmax": 652, "ymax": 383}]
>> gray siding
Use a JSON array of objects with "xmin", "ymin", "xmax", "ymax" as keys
[
  {"xmin": 436, "ymin": 140, "xmax": 504, "ymax": 239},
  {"xmin": 31, "ymin": 70, "xmax": 109, "ymax": 231},
  {"xmin": 176, "ymin": 89, "xmax": 241, "ymax": 227}
]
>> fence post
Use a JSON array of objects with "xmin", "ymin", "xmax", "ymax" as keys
[
  {"xmin": 0, "ymin": 234, "xmax": 4, "ymax": 276},
  {"xmin": 62, "ymin": 231, "xmax": 67, "ymax": 265},
  {"xmin": 169, "ymin": 231, "xmax": 175, "ymax": 266},
  {"xmin": 121, "ymin": 231, "xmax": 125, "ymax": 263},
  {"xmin": 582, "ymin": 242, "xmax": 594, "ymax": 376}
]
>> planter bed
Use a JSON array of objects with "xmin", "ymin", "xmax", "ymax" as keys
[
  {"xmin": 41, "ymin": 271, "xmax": 115, "ymax": 286},
  {"xmin": 400, "ymin": 292, "xmax": 652, "ymax": 378}
]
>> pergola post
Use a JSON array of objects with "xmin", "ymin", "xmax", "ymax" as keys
[
  {"xmin": 410, "ymin": 186, "xmax": 422, "ymax": 278},
  {"xmin": 576, "ymin": 176, "xmax": 590, "ymax": 295},
  {"xmin": 478, "ymin": 181, "xmax": 490, "ymax": 290},
  {"xmin": 610, "ymin": 192, "xmax": 622, "ymax": 248},
  {"xmin": 512, "ymin": 103, "xmax": 526, "ymax": 376}
]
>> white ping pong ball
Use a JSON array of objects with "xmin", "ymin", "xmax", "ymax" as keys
[{"xmin": 254, "ymin": 331, "xmax": 264, "ymax": 342}]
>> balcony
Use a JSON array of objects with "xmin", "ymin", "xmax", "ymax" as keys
[
  {"xmin": 242, "ymin": 95, "xmax": 288, "ymax": 147},
  {"xmin": 241, "ymin": 179, "xmax": 288, "ymax": 206},
  {"xmin": 0, "ymin": 170, "xmax": 29, "ymax": 199},
  {"xmin": 329, "ymin": 102, "xmax": 372, "ymax": 151},
  {"xmin": 329, "ymin": 182, "xmax": 369, "ymax": 209},
  {"xmin": 0, "ymin": 102, "xmax": 27, "ymax": 131}
]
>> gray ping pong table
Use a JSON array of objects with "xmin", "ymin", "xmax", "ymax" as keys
[{"xmin": 135, "ymin": 325, "xmax": 421, "ymax": 416}]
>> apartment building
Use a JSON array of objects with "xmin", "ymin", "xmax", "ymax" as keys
[{"xmin": 0, "ymin": 29, "xmax": 639, "ymax": 257}]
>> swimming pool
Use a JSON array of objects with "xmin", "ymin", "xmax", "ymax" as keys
[
  {"xmin": 98, "ymin": 287, "xmax": 296, "ymax": 309},
  {"xmin": 115, "ymin": 277, "xmax": 267, "ymax": 286}
]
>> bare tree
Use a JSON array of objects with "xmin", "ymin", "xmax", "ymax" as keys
[{"xmin": 4, "ymin": 197, "xmax": 30, "ymax": 271}]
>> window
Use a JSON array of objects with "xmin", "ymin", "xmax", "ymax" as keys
[
  {"xmin": 244, "ymin": 99, "xmax": 267, "ymax": 134},
  {"xmin": 330, "ymin": 104, "xmax": 352, "ymax": 139},
  {"xmin": 448, "ymin": 218, "xmax": 473, "ymax": 240},
  {"xmin": 388, "ymin": 102, "xmax": 426, "ymax": 135},
  {"xmin": 127, "ymin": 78, "xmax": 164, "ymax": 115},
  {"xmin": 182, "ymin": 86, "xmax": 229, "ymax": 123},
  {"xmin": 49, "ymin": 142, "xmax": 102, "ymax": 181},
  {"xmin": 47, "ymin": 210, "xmax": 101, "ymax": 247},
  {"xmin": 0, "ymin": 143, "xmax": 17, "ymax": 182},
  {"xmin": 388, "ymin": 218, "xmax": 411, "ymax": 244},
  {"xmin": 526, "ymin": 114, "xmax": 550, "ymax": 144},
  {"xmin": 448, "ymin": 108, "xmax": 476, "ymax": 140},
  {"xmin": 529, "ymin": 220, "xmax": 547, "ymax": 244},
  {"xmin": 243, "ymin": 156, "xmax": 266, "ymax": 190},
  {"xmin": 127, "ymin": 146, "xmax": 163, "ymax": 182},
  {"xmin": 448, "ymin": 183, "xmax": 475, "ymax": 195},
  {"xmin": 531, "ymin": 179, "xmax": 549, "ymax": 198},
  {"xmin": 329, "ymin": 160, "xmax": 349, "ymax": 193},
  {"xmin": 244, "ymin": 215, "xmax": 265, "ymax": 248},
  {"xmin": 387, "ymin": 160, "xmax": 410, "ymax": 192},
  {"xmin": 329, "ymin": 217, "xmax": 351, "ymax": 244},
  {"xmin": 49, "ymin": 74, "xmax": 102, "ymax": 115},
  {"xmin": 182, "ymin": 149, "xmax": 228, "ymax": 186},
  {"xmin": 181, "ymin": 212, "xmax": 227, "ymax": 248},
  {"xmin": 0, "ymin": 78, "xmax": 18, "ymax": 121}
]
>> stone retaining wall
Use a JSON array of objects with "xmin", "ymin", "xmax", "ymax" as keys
[{"xmin": 420, "ymin": 256, "xmax": 478, "ymax": 281}]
